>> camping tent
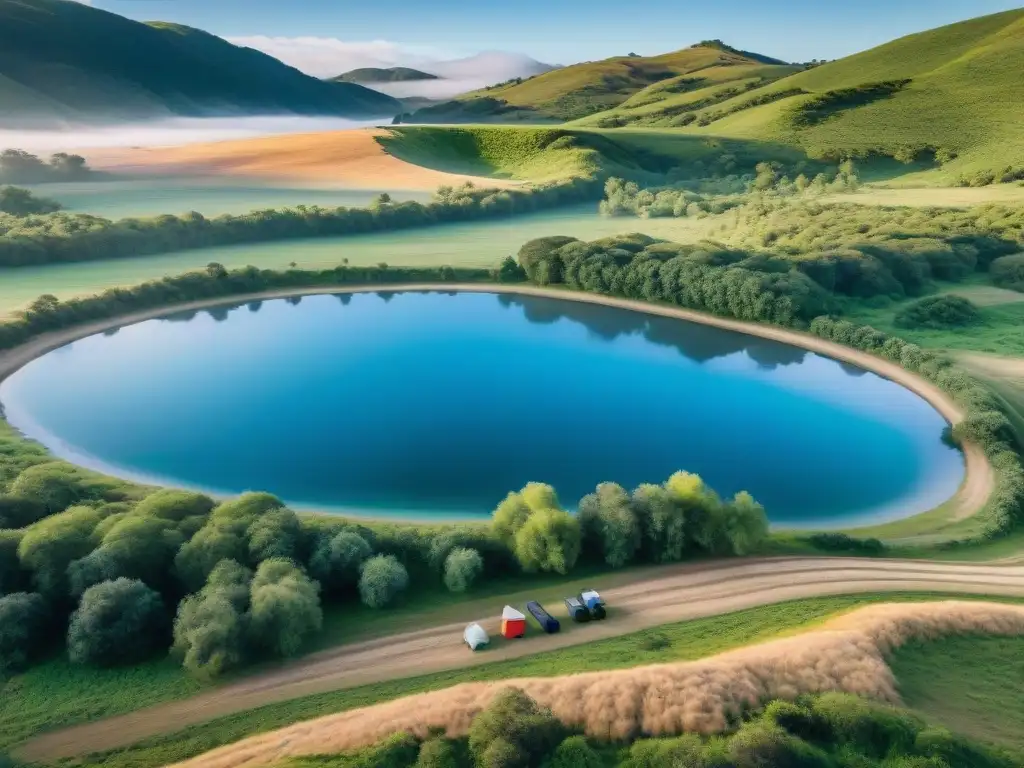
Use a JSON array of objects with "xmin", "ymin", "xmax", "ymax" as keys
[
  {"xmin": 501, "ymin": 605, "xmax": 527, "ymax": 638},
  {"xmin": 526, "ymin": 600, "xmax": 560, "ymax": 633},
  {"xmin": 464, "ymin": 623, "xmax": 489, "ymax": 650}
]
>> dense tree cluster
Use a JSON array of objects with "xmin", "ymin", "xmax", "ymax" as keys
[
  {"xmin": 894, "ymin": 294, "xmax": 981, "ymax": 330},
  {"xmin": 0, "ymin": 177, "xmax": 599, "ymax": 268},
  {"xmin": 304, "ymin": 690, "xmax": 1016, "ymax": 768},
  {"xmin": 727, "ymin": 201, "xmax": 1023, "ymax": 299},
  {"xmin": 517, "ymin": 232, "xmax": 834, "ymax": 326},
  {"xmin": 810, "ymin": 316, "xmax": 1024, "ymax": 535},
  {"xmin": 0, "ymin": 149, "xmax": 91, "ymax": 185},
  {"xmin": 0, "ymin": 186, "xmax": 62, "ymax": 217}
]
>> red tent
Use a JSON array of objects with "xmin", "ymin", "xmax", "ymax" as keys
[{"xmin": 500, "ymin": 605, "xmax": 526, "ymax": 638}]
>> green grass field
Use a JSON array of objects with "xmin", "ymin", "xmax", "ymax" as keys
[
  {"xmin": 12, "ymin": 592, "xmax": 1016, "ymax": 768},
  {"xmin": 892, "ymin": 635, "xmax": 1024, "ymax": 755}
]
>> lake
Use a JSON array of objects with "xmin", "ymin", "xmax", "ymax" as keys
[{"xmin": 0, "ymin": 291, "xmax": 964, "ymax": 527}]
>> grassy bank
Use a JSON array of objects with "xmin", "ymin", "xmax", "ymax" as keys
[
  {"xmin": 892, "ymin": 634, "xmax": 1024, "ymax": 755},
  {"xmin": 9, "ymin": 592, "xmax": 1018, "ymax": 766}
]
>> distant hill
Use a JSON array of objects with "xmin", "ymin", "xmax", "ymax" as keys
[
  {"xmin": 0, "ymin": 0, "xmax": 400, "ymax": 126},
  {"xmin": 589, "ymin": 9, "xmax": 1024, "ymax": 181},
  {"xmin": 331, "ymin": 67, "xmax": 439, "ymax": 84},
  {"xmin": 399, "ymin": 43, "xmax": 797, "ymax": 123}
]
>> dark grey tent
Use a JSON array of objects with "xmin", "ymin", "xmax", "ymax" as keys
[
  {"xmin": 564, "ymin": 596, "xmax": 590, "ymax": 622},
  {"xmin": 527, "ymin": 600, "xmax": 560, "ymax": 633}
]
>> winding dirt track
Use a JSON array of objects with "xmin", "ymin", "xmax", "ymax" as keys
[{"xmin": 16, "ymin": 556, "xmax": 1024, "ymax": 763}]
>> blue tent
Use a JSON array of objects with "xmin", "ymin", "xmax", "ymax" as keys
[
  {"xmin": 526, "ymin": 600, "xmax": 560, "ymax": 633},
  {"xmin": 579, "ymin": 589, "xmax": 607, "ymax": 619}
]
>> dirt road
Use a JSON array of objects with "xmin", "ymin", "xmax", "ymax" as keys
[
  {"xmin": 83, "ymin": 128, "xmax": 518, "ymax": 191},
  {"xmin": 17, "ymin": 556, "xmax": 1024, "ymax": 763}
]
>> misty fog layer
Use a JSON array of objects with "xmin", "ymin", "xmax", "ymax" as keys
[
  {"xmin": 170, "ymin": 600, "xmax": 1024, "ymax": 768},
  {"xmin": 0, "ymin": 117, "xmax": 388, "ymax": 154}
]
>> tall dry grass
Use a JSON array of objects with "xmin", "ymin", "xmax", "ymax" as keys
[{"xmin": 170, "ymin": 600, "xmax": 1024, "ymax": 768}]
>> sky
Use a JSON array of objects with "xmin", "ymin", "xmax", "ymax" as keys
[{"xmin": 76, "ymin": 0, "xmax": 1023, "ymax": 76}]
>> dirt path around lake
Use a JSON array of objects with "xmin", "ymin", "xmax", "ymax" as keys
[
  {"xmin": 82, "ymin": 128, "xmax": 520, "ymax": 191},
  {"xmin": 14, "ymin": 556, "xmax": 1024, "ymax": 763},
  {"xmin": 0, "ymin": 284, "xmax": 994, "ymax": 526}
]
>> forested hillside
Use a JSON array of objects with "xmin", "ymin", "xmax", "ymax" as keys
[{"xmin": 0, "ymin": 0, "xmax": 400, "ymax": 125}]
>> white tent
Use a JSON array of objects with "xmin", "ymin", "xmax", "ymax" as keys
[
  {"xmin": 464, "ymin": 622, "xmax": 490, "ymax": 650},
  {"xmin": 501, "ymin": 606, "xmax": 525, "ymax": 620}
]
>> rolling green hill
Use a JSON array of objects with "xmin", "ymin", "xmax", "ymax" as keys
[
  {"xmin": 581, "ymin": 9, "xmax": 1024, "ymax": 183},
  {"xmin": 330, "ymin": 67, "xmax": 439, "ymax": 83},
  {"xmin": 0, "ymin": 0, "xmax": 401, "ymax": 125},
  {"xmin": 400, "ymin": 42, "xmax": 798, "ymax": 124}
]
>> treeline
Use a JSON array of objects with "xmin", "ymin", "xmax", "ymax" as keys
[
  {"xmin": 810, "ymin": 317, "xmax": 1024, "ymax": 536},
  {"xmin": 728, "ymin": 200, "xmax": 1023, "ymax": 299},
  {"xmin": 0, "ymin": 149, "xmax": 91, "ymax": 185},
  {"xmin": 515, "ymin": 232, "xmax": 835, "ymax": 326},
  {"xmin": 276, "ymin": 687, "xmax": 1016, "ymax": 768},
  {"xmin": 598, "ymin": 162, "xmax": 859, "ymax": 217},
  {"xmin": 0, "ymin": 440, "xmax": 766, "ymax": 678},
  {"xmin": 0, "ymin": 177, "xmax": 601, "ymax": 269}
]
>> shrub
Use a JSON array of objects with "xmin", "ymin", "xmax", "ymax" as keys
[
  {"xmin": 172, "ymin": 559, "xmax": 252, "ymax": 679},
  {"xmin": 0, "ymin": 495, "xmax": 47, "ymax": 529},
  {"xmin": 894, "ymin": 295, "xmax": 980, "ymax": 329},
  {"xmin": 548, "ymin": 736, "xmax": 603, "ymax": 768},
  {"xmin": 443, "ymin": 547, "xmax": 484, "ymax": 593},
  {"xmin": 468, "ymin": 687, "xmax": 564, "ymax": 768},
  {"xmin": 0, "ymin": 592, "xmax": 48, "ymax": 674},
  {"xmin": 67, "ymin": 578, "xmax": 168, "ymax": 666},
  {"xmin": 415, "ymin": 737, "xmax": 460, "ymax": 768},
  {"xmin": 990, "ymin": 253, "xmax": 1024, "ymax": 292},
  {"xmin": 358, "ymin": 554, "xmax": 410, "ymax": 608},
  {"xmin": 247, "ymin": 558, "xmax": 322, "ymax": 658},
  {"xmin": 309, "ymin": 530, "xmax": 374, "ymax": 594}
]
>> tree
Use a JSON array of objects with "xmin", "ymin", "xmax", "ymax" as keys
[
  {"xmin": 514, "ymin": 508, "xmax": 581, "ymax": 575},
  {"xmin": 0, "ymin": 186, "xmax": 61, "ymax": 216},
  {"xmin": 174, "ymin": 525, "xmax": 247, "ymax": 593},
  {"xmin": 17, "ymin": 505, "xmax": 104, "ymax": 598},
  {"xmin": 415, "ymin": 737, "xmax": 459, "ymax": 768},
  {"xmin": 0, "ymin": 592, "xmax": 48, "ymax": 675},
  {"xmin": 0, "ymin": 530, "xmax": 27, "ymax": 594},
  {"xmin": 666, "ymin": 471, "xmax": 728, "ymax": 554},
  {"xmin": 67, "ymin": 579, "xmax": 168, "ymax": 666},
  {"xmin": 576, "ymin": 483, "xmax": 641, "ymax": 568},
  {"xmin": 246, "ymin": 508, "xmax": 302, "ymax": 563},
  {"xmin": 9, "ymin": 462, "xmax": 92, "ymax": 515},
  {"xmin": 469, "ymin": 688, "xmax": 564, "ymax": 768},
  {"xmin": 443, "ymin": 547, "xmax": 483, "ymax": 593},
  {"xmin": 206, "ymin": 262, "xmax": 228, "ymax": 279},
  {"xmin": 723, "ymin": 492, "xmax": 769, "ymax": 555},
  {"xmin": 132, "ymin": 489, "xmax": 214, "ymax": 537},
  {"xmin": 630, "ymin": 483, "xmax": 687, "ymax": 563},
  {"xmin": 492, "ymin": 483, "xmax": 561, "ymax": 544},
  {"xmin": 68, "ymin": 515, "xmax": 184, "ymax": 597},
  {"xmin": 0, "ymin": 495, "xmax": 48, "ymax": 529},
  {"xmin": 548, "ymin": 736, "xmax": 603, "ymax": 768},
  {"xmin": 358, "ymin": 554, "xmax": 410, "ymax": 608},
  {"xmin": 172, "ymin": 560, "xmax": 252, "ymax": 678},
  {"xmin": 308, "ymin": 530, "xmax": 373, "ymax": 594},
  {"xmin": 247, "ymin": 558, "xmax": 322, "ymax": 658}
]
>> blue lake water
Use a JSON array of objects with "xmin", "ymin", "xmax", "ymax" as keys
[{"xmin": 0, "ymin": 291, "xmax": 965, "ymax": 527}]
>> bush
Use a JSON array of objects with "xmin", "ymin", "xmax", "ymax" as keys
[
  {"xmin": 172, "ymin": 559, "xmax": 252, "ymax": 679},
  {"xmin": 443, "ymin": 547, "xmax": 484, "ymax": 593},
  {"xmin": 0, "ymin": 592, "xmax": 48, "ymax": 675},
  {"xmin": 67, "ymin": 578, "xmax": 168, "ymax": 666},
  {"xmin": 806, "ymin": 532, "xmax": 885, "ymax": 555},
  {"xmin": 894, "ymin": 295, "xmax": 980, "ymax": 330},
  {"xmin": 247, "ymin": 558, "xmax": 322, "ymax": 657},
  {"xmin": 309, "ymin": 530, "xmax": 374, "ymax": 594},
  {"xmin": 0, "ymin": 495, "xmax": 47, "ymax": 528},
  {"xmin": 468, "ymin": 688, "xmax": 564, "ymax": 768},
  {"xmin": 415, "ymin": 737, "xmax": 460, "ymax": 768},
  {"xmin": 990, "ymin": 253, "xmax": 1024, "ymax": 292},
  {"xmin": 358, "ymin": 554, "xmax": 410, "ymax": 608},
  {"xmin": 548, "ymin": 736, "xmax": 603, "ymax": 768}
]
